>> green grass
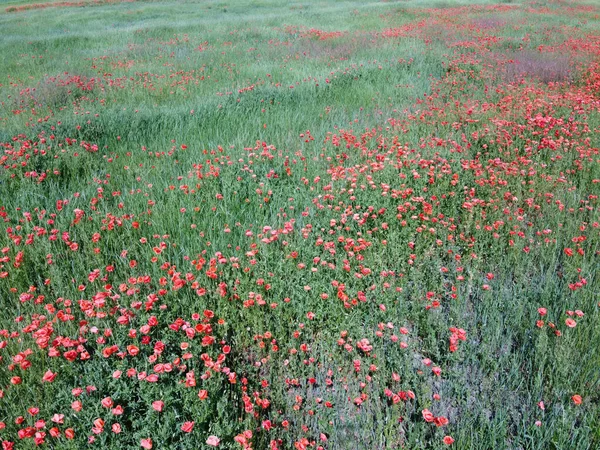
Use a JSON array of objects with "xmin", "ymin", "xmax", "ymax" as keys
[{"xmin": 1, "ymin": 0, "xmax": 599, "ymax": 449}]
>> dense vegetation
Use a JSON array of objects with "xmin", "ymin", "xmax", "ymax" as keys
[{"xmin": 1, "ymin": 0, "xmax": 599, "ymax": 448}]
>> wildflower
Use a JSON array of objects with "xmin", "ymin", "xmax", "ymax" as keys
[
  {"xmin": 181, "ymin": 421, "xmax": 194, "ymax": 433},
  {"xmin": 42, "ymin": 370, "xmax": 56, "ymax": 383},
  {"xmin": 152, "ymin": 401, "xmax": 164, "ymax": 412},
  {"xmin": 422, "ymin": 409, "xmax": 435, "ymax": 423},
  {"xmin": 206, "ymin": 435, "xmax": 220, "ymax": 446}
]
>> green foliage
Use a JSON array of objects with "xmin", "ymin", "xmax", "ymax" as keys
[{"xmin": 0, "ymin": 0, "xmax": 599, "ymax": 449}]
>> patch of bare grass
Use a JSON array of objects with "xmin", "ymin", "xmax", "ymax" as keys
[{"xmin": 499, "ymin": 50, "xmax": 575, "ymax": 84}]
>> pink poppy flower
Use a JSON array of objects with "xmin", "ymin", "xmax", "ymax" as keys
[{"xmin": 206, "ymin": 435, "xmax": 220, "ymax": 447}]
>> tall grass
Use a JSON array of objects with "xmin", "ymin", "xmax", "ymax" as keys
[{"xmin": 1, "ymin": 0, "xmax": 599, "ymax": 449}]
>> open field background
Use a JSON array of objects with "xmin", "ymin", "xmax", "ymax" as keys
[{"xmin": 1, "ymin": 0, "xmax": 599, "ymax": 448}]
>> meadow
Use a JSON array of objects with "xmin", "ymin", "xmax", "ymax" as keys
[{"xmin": 0, "ymin": 0, "xmax": 599, "ymax": 448}]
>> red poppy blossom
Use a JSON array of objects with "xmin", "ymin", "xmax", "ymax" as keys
[
  {"xmin": 181, "ymin": 421, "xmax": 194, "ymax": 433},
  {"xmin": 565, "ymin": 318, "xmax": 577, "ymax": 328},
  {"xmin": 152, "ymin": 400, "xmax": 164, "ymax": 412},
  {"xmin": 42, "ymin": 370, "xmax": 56, "ymax": 383},
  {"xmin": 422, "ymin": 409, "xmax": 435, "ymax": 423},
  {"xmin": 206, "ymin": 435, "xmax": 220, "ymax": 447}
]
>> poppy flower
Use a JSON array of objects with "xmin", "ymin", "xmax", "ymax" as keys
[
  {"xmin": 206, "ymin": 435, "xmax": 220, "ymax": 446},
  {"xmin": 538, "ymin": 401, "xmax": 545, "ymax": 410},
  {"xmin": 181, "ymin": 421, "xmax": 194, "ymax": 433},
  {"xmin": 151, "ymin": 400, "xmax": 164, "ymax": 412},
  {"xmin": 422, "ymin": 409, "xmax": 435, "ymax": 423},
  {"xmin": 434, "ymin": 416, "xmax": 449, "ymax": 427},
  {"xmin": 42, "ymin": 370, "xmax": 56, "ymax": 383},
  {"xmin": 565, "ymin": 318, "xmax": 577, "ymax": 328}
]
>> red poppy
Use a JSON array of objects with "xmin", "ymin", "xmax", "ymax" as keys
[
  {"xmin": 181, "ymin": 421, "xmax": 194, "ymax": 433},
  {"xmin": 42, "ymin": 370, "xmax": 56, "ymax": 383},
  {"xmin": 422, "ymin": 409, "xmax": 435, "ymax": 423},
  {"xmin": 152, "ymin": 401, "xmax": 164, "ymax": 412},
  {"xmin": 206, "ymin": 435, "xmax": 220, "ymax": 447},
  {"xmin": 443, "ymin": 436, "xmax": 455, "ymax": 445}
]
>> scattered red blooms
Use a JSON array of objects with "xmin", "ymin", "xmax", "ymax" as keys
[
  {"xmin": 0, "ymin": 0, "xmax": 598, "ymax": 449},
  {"xmin": 449, "ymin": 327, "xmax": 467, "ymax": 352}
]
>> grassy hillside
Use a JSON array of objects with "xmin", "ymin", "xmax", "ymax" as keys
[{"xmin": 1, "ymin": 0, "xmax": 599, "ymax": 449}]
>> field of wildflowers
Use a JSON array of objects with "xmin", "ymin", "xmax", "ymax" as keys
[{"xmin": 0, "ymin": 0, "xmax": 599, "ymax": 448}]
